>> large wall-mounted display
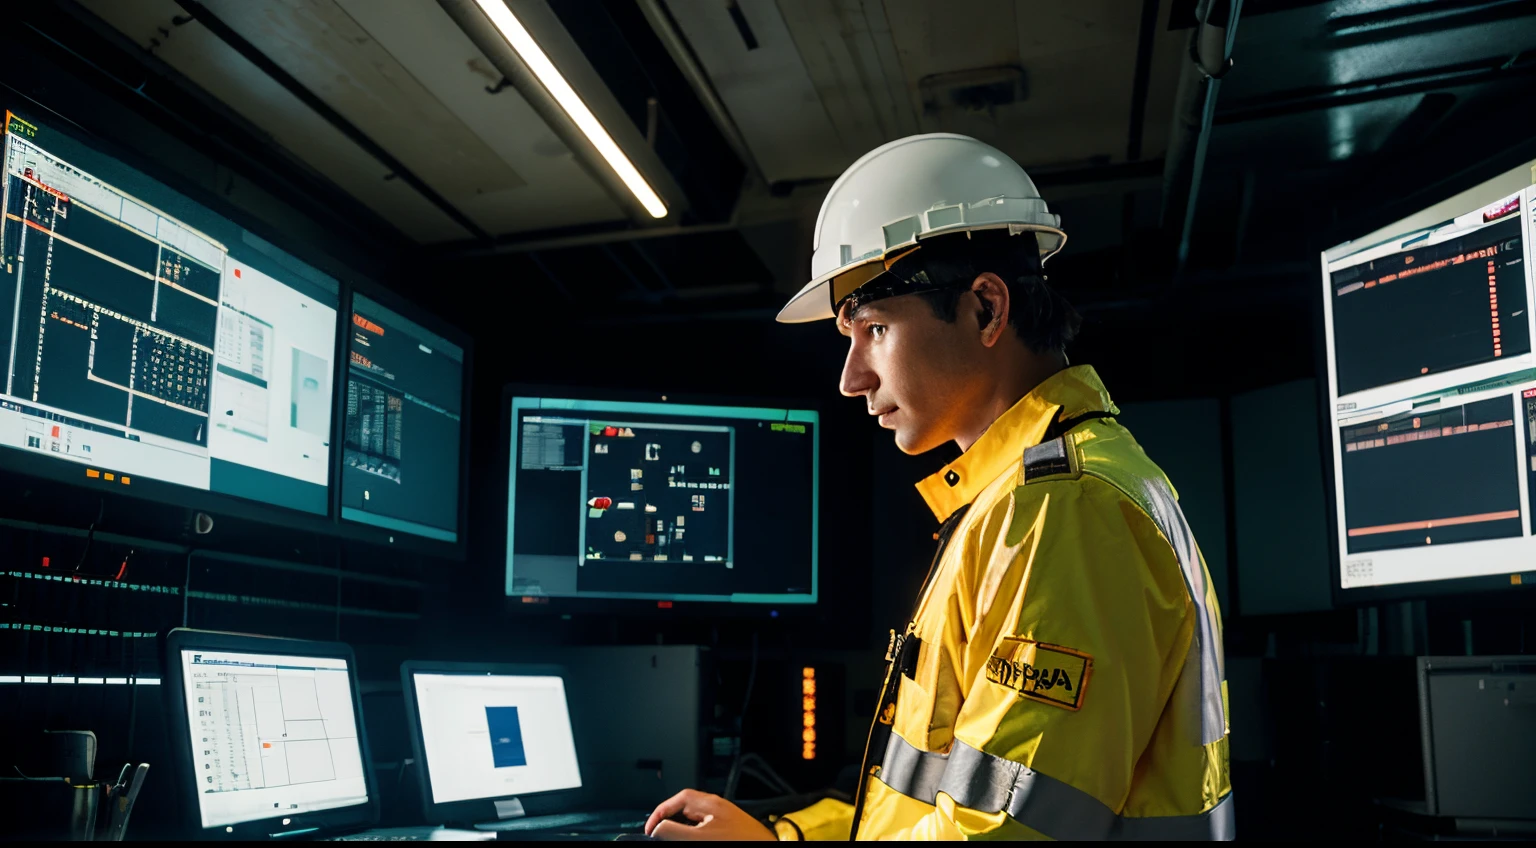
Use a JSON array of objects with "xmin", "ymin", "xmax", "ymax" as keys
[
  {"xmin": 1321, "ymin": 162, "xmax": 1536, "ymax": 597},
  {"xmin": 339, "ymin": 292, "xmax": 465, "ymax": 544},
  {"xmin": 0, "ymin": 111, "xmax": 337, "ymax": 515},
  {"xmin": 506, "ymin": 391, "xmax": 818, "ymax": 606}
]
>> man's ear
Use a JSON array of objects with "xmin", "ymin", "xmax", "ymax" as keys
[{"xmin": 973, "ymin": 272, "xmax": 1010, "ymax": 348}]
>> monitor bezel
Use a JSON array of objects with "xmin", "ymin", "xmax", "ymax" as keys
[
  {"xmin": 399, "ymin": 660, "xmax": 585, "ymax": 825},
  {"xmin": 1318, "ymin": 158, "xmax": 1536, "ymax": 607},
  {"xmin": 499, "ymin": 382, "xmax": 822, "ymax": 617},
  {"xmin": 161, "ymin": 627, "xmax": 380, "ymax": 840},
  {"xmin": 0, "ymin": 104, "xmax": 350, "ymax": 536},
  {"xmin": 333, "ymin": 277, "xmax": 472, "ymax": 560}
]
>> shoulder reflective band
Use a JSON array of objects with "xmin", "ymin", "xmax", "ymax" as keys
[
  {"xmin": 878, "ymin": 734, "xmax": 1235, "ymax": 841},
  {"xmin": 1136, "ymin": 477, "xmax": 1226, "ymax": 746}
]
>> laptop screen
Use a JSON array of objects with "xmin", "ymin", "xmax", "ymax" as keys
[
  {"xmin": 177, "ymin": 648, "xmax": 368, "ymax": 829},
  {"xmin": 410, "ymin": 672, "xmax": 582, "ymax": 805}
]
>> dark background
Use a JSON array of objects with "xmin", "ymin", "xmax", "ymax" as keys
[{"xmin": 1, "ymin": 0, "xmax": 1534, "ymax": 841}]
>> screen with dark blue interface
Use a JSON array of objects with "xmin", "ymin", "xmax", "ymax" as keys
[
  {"xmin": 506, "ymin": 395, "xmax": 818, "ymax": 604},
  {"xmin": 340, "ymin": 293, "xmax": 463, "ymax": 543}
]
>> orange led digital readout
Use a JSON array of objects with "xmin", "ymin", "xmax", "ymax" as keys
[
  {"xmin": 801, "ymin": 667, "xmax": 817, "ymax": 760},
  {"xmin": 353, "ymin": 313, "xmax": 384, "ymax": 335}
]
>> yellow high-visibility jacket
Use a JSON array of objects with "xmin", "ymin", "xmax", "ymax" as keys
[{"xmin": 776, "ymin": 366, "xmax": 1232, "ymax": 841}]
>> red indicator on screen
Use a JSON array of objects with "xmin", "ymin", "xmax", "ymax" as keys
[{"xmin": 1483, "ymin": 196, "xmax": 1519, "ymax": 222}]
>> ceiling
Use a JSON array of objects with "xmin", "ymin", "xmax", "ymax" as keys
[
  {"xmin": 79, "ymin": 0, "xmax": 630, "ymax": 242},
  {"xmin": 62, "ymin": 0, "xmax": 1536, "ymax": 328},
  {"xmin": 667, "ymin": 0, "xmax": 1189, "ymax": 182}
]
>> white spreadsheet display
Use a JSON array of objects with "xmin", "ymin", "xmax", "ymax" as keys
[{"xmin": 179, "ymin": 649, "xmax": 368, "ymax": 828}]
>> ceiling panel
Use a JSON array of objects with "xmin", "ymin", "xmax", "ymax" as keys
[
  {"xmin": 662, "ymin": 0, "xmax": 853, "ymax": 184},
  {"xmin": 671, "ymin": 0, "xmax": 1188, "ymax": 188},
  {"xmin": 777, "ymin": 0, "xmax": 919, "ymax": 161},
  {"xmin": 79, "ymin": 0, "xmax": 472, "ymax": 243},
  {"xmin": 202, "ymin": 0, "xmax": 630, "ymax": 239},
  {"xmin": 329, "ymin": 0, "xmax": 624, "ymax": 236},
  {"xmin": 884, "ymin": 0, "xmax": 1154, "ymax": 168}
]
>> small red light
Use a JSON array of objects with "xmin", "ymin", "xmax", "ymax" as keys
[
  {"xmin": 658, "ymin": 601, "xmax": 673, "ymax": 609},
  {"xmin": 41, "ymin": 556, "xmax": 49, "ymax": 568}
]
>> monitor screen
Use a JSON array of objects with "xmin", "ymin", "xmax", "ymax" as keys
[
  {"xmin": 410, "ymin": 671, "xmax": 581, "ymax": 805},
  {"xmin": 340, "ymin": 293, "xmax": 464, "ymax": 543},
  {"xmin": 0, "ymin": 111, "xmax": 337, "ymax": 514},
  {"xmin": 177, "ymin": 648, "xmax": 368, "ymax": 829},
  {"xmin": 1321, "ymin": 162, "xmax": 1536, "ymax": 594},
  {"xmin": 506, "ymin": 394, "xmax": 818, "ymax": 604}
]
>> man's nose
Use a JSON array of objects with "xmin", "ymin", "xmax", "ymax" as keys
[{"xmin": 839, "ymin": 344, "xmax": 876, "ymax": 399}]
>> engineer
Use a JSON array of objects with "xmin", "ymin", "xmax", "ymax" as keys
[{"xmin": 644, "ymin": 134, "xmax": 1232, "ymax": 841}]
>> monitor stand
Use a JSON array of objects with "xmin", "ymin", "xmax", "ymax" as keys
[{"xmin": 493, "ymin": 798, "xmax": 527, "ymax": 821}]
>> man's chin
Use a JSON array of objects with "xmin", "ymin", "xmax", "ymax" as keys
[{"xmin": 892, "ymin": 428, "xmax": 945, "ymax": 456}]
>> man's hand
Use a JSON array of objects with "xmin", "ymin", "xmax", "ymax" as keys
[{"xmin": 644, "ymin": 789, "xmax": 776, "ymax": 841}]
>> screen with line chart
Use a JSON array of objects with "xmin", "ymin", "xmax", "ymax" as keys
[
  {"xmin": 0, "ymin": 110, "xmax": 336, "ymax": 514},
  {"xmin": 1322, "ymin": 160, "xmax": 1536, "ymax": 594},
  {"xmin": 178, "ymin": 649, "xmax": 367, "ymax": 829}
]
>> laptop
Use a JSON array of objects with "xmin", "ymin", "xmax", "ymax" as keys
[
  {"xmin": 163, "ymin": 628, "xmax": 490, "ymax": 842},
  {"xmin": 400, "ymin": 661, "xmax": 650, "ymax": 835}
]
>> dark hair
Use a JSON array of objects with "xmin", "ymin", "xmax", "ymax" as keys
[{"xmin": 913, "ymin": 231, "xmax": 1081, "ymax": 355}]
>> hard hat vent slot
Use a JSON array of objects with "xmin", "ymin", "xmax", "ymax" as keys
[
  {"xmin": 883, "ymin": 217, "xmax": 921, "ymax": 250},
  {"xmin": 926, "ymin": 204, "xmax": 964, "ymax": 230}
]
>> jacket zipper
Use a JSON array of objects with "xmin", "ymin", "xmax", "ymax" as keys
[{"xmin": 847, "ymin": 503, "xmax": 970, "ymax": 841}]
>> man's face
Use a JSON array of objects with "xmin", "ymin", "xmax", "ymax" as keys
[{"xmin": 838, "ymin": 292, "xmax": 986, "ymax": 455}]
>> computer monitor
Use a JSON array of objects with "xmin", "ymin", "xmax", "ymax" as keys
[
  {"xmin": 339, "ymin": 290, "xmax": 466, "ymax": 546},
  {"xmin": 504, "ymin": 389, "xmax": 819, "ymax": 606},
  {"xmin": 1320, "ymin": 157, "xmax": 1536, "ymax": 600},
  {"xmin": 0, "ymin": 109, "xmax": 338, "ymax": 517},
  {"xmin": 400, "ymin": 662, "xmax": 582, "ymax": 822},
  {"xmin": 163, "ymin": 628, "xmax": 378, "ymax": 838}
]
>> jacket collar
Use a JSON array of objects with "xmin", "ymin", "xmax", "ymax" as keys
[{"xmin": 914, "ymin": 365, "xmax": 1117, "ymax": 521}]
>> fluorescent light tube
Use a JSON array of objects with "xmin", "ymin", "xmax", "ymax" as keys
[{"xmin": 474, "ymin": 0, "xmax": 669, "ymax": 219}]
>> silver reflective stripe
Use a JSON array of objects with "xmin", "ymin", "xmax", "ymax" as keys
[
  {"xmin": 879, "ymin": 729, "xmax": 948, "ymax": 803},
  {"xmin": 1135, "ymin": 477, "xmax": 1227, "ymax": 746},
  {"xmin": 880, "ymin": 735, "xmax": 1235, "ymax": 840}
]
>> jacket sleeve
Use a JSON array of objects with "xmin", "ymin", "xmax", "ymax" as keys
[
  {"xmin": 875, "ymin": 477, "xmax": 1196, "ymax": 840},
  {"xmin": 772, "ymin": 798, "xmax": 854, "ymax": 841}
]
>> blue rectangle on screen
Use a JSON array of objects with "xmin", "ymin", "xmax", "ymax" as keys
[{"xmin": 485, "ymin": 706, "xmax": 527, "ymax": 768}]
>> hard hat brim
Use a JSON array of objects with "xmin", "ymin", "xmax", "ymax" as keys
[
  {"xmin": 776, "ymin": 277, "xmax": 839, "ymax": 324},
  {"xmin": 776, "ymin": 225, "xmax": 1067, "ymax": 324}
]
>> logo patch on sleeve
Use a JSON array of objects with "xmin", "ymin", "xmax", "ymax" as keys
[{"xmin": 984, "ymin": 638, "xmax": 1092, "ymax": 710}]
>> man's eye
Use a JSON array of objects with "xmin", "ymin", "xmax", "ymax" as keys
[{"xmin": 868, "ymin": 324, "xmax": 886, "ymax": 340}]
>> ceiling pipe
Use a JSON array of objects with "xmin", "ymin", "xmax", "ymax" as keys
[{"xmin": 1161, "ymin": 0, "xmax": 1244, "ymax": 278}]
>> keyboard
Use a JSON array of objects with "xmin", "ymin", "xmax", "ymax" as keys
[
  {"xmin": 331, "ymin": 826, "xmax": 494, "ymax": 841},
  {"xmin": 474, "ymin": 811, "xmax": 648, "ymax": 833}
]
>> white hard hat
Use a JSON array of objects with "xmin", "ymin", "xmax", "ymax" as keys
[{"xmin": 777, "ymin": 133, "xmax": 1066, "ymax": 324}]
